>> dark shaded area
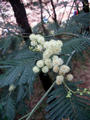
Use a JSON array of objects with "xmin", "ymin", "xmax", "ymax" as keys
[
  {"xmin": 82, "ymin": 0, "xmax": 90, "ymax": 33},
  {"xmin": 82, "ymin": 0, "xmax": 89, "ymax": 12},
  {"xmin": 39, "ymin": 72, "xmax": 53, "ymax": 91}
]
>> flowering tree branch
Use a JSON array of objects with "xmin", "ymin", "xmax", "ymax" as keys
[{"xmin": 19, "ymin": 45, "xmax": 76, "ymax": 120}]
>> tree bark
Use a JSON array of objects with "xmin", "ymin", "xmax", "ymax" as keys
[
  {"xmin": 8, "ymin": 0, "xmax": 32, "ymax": 36},
  {"xmin": 50, "ymin": 0, "xmax": 57, "ymax": 23}
]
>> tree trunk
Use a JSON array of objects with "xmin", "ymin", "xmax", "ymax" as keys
[
  {"xmin": 8, "ymin": 0, "xmax": 32, "ymax": 37},
  {"xmin": 82, "ymin": 0, "xmax": 89, "ymax": 12}
]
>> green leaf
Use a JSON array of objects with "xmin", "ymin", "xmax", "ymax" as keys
[
  {"xmin": 46, "ymin": 82, "xmax": 90, "ymax": 120},
  {"xmin": 16, "ymin": 85, "xmax": 25, "ymax": 103},
  {"xmin": 3, "ymin": 97, "xmax": 15, "ymax": 120}
]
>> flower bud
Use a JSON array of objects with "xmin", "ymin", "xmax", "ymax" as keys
[
  {"xmin": 9, "ymin": 84, "xmax": 15, "ymax": 92},
  {"xmin": 33, "ymin": 66, "xmax": 40, "ymax": 73},
  {"xmin": 56, "ymin": 75, "xmax": 64, "ymax": 85}
]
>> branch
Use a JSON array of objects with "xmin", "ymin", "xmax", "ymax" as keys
[
  {"xmin": 39, "ymin": 0, "xmax": 48, "ymax": 35},
  {"xmin": 19, "ymin": 81, "xmax": 56, "ymax": 120},
  {"xmin": 65, "ymin": 0, "xmax": 75, "ymax": 29},
  {"xmin": 66, "ymin": 50, "xmax": 76, "ymax": 65},
  {"xmin": 50, "ymin": 0, "xmax": 58, "ymax": 24},
  {"xmin": 44, "ymin": 32, "xmax": 79, "ymax": 38}
]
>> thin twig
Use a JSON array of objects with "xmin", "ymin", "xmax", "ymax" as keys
[
  {"xmin": 59, "ymin": 4, "xmax": 67, "ymax": 25},
  {"xmin": 66, "ymin": 50, "xmax": 76, "ymax": 65},
  {"xmin": 39, "ymin": 0, "xmax": 47, "ymax": 34},
  {"xmin": 19, "ymin": 81, "xmax": 56, "ymax": 120},
  {"xmin": 65, "ymin": 0, "xmax": 75, "ymax": 29}
]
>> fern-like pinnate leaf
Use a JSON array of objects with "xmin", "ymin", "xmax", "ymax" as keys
[
  {"xmin": 5, "ymin": 97, "xmax": 15, "ymax": 120},
  {"xmin": 0, "ymin": 49, "xmax": 41, "ymax": 95},
  {"xmin": 0, "ymin": 35, "xmax": 23, "ymax": 55},
  {"xmin": 46, "ymin": 82, "xmax": 90, "ymax": 120},
  {"xmin": 0, "ymin": 97, "xmax": 15, "ymax": 120},
  {"xmin": 62, "ymin": 37, "xmax": 90, "ymax": 54},
  {"xmin": 60, "ymin": 37, "xmax": 90, "ymax": 63}
]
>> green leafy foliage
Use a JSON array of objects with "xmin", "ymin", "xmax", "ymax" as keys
[
  {"xmin": 4, "ymin": 97, "xmax": 15, "ymax": 120},
  {"xmin": 60, "ymin": 37, "xmax": 90, "ymax": 64},
  {"xmin": 62, "ymin": 37, "xmax": 90, "ymax": 54},
  {"xmin": 46, "ymin": 81, "xmax": 90, "ymax": 120},
  {"xmin": 0, "ymin": 35, "xmax": 41, "ymax": 119},
  {"xmin": 0, "ymin": 49, "xmax": 41, "ymax": 88},
  {"xmin": 0, "ymin": 96, "xmax": 15, "ymax": 120},
  {"xmin": 65, "ymin": 12, "xmax": 90, "ymax": 34},
  {"xmin": 50, "ymin": 12, "xmax": 90, "ymax": 35}
]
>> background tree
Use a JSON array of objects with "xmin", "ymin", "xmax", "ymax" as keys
[
  {"xmin": 8, "ymin": 0, "xmax": 32, "ymax": 35},
  {"xmin": 82, "ymin": 0, "xmax": 89, "ymax": 12}
]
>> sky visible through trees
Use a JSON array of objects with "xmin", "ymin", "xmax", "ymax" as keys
[{"xmin": 0, "ymin": 0, "xmax": 90, "ymax": 36}]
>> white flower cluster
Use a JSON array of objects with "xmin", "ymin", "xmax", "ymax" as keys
[
  {"xmin": 43, "ymin": 40, "xmax": 63, "ymax": 59},
  {"xmin": 29, "ymin": 34, "xmax": 74, "ymax": 85},
  {"xmin": 33, "ymin": 60, "xmax": 49, "ymax": 73},
  {"xmin": 29, "ymin": 34, "xmax": 45, "ymax": 51}
]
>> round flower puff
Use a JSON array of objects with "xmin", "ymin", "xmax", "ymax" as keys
[
  {"xmin": 53, "ymin": 65, "xmax": 59, "ymax": 73},
  {"xmin": 66, "ymin": 74, "xmax": 73, "ymax": 81},
  {"xmin": 33, "ymin": 66, "xmax": 40, "ymax": 73},
  {"xmin": 42, "ymin": 66, "xmax": 49, "ymax": 73},
  {"xmin": 59, "ymin": 65, "xmax": 70, "ymax": 75},
  {"xmin": 44, "ymin": 59, "xmax": 52, "ymax": 69},
  {"xmin": 52, "ymin": 57, "xmax": 63, "ymax": 66},
  {"xmin": 56, "ymin": 75, "xmax": 64, "ymax": 85},
  {"xmin": 29, "ymin": 34, "xmax": 37, "ymax": 41},
  {"xmin": 36, "ymin": 60, "xmax": 44, "ymax": 68}
]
